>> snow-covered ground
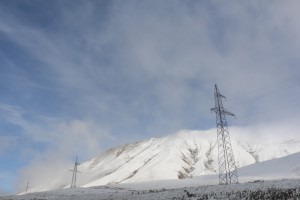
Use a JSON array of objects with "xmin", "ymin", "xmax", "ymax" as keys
[
  {"xmin": 3, "ymin": 179, "xmax": 300, "ymax": 199},
  {"xmin": 3, "ymin": 151, "xmax": 300, "ymax": 199}
]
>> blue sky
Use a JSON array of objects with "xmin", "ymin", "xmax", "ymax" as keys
[{"xmin": 0, "ymin": 0, "xmax": 300, "ymax": 194}]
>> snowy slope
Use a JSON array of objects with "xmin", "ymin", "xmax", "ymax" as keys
[
  {"xmin": 238, "ymin": 151, "xmax": 300, "ymax": 181},
  {"xmin": 79, "ymin": 130, "xmax": 300, "ymax": 188},
  {"xmin": 107, "ymin": 151, "xmax": 300, "ymax": 190},
  {"xmin": 27, "ymin": 129, "xmax": 300, "ymax": 192},
  {"xmin": 5, "ymin": 152, "xmax": 300, "ymax": 199}
]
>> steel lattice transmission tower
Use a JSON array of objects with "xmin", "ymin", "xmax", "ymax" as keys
[
  {"xmin": 25, "ymin": 181, "xmax": 29, "ymax": 193},
  {"xmin": 70, "ymin": 156, "xmax": 81, "ymax": 188},
  {"xmin": 211, "ymin": 84, "xmax": 239, "ymax": 185}
]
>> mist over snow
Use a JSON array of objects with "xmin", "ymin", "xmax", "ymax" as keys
[{"xmin": 0, "ymin": 0, "xmax": 300, "ymax": 194}]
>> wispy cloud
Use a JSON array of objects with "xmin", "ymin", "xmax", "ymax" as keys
[
  {"xmin": 1, "ymin": 1, "xmax": 299, "ymax": 132},
  {"xmin": 0, "ymin": 103, "xmax": 112, "ymax": 192}
]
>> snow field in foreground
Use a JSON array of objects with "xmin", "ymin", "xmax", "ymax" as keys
[{"xmin": 2, "ymin": 179, "xmax": 300, "ymax": 200}]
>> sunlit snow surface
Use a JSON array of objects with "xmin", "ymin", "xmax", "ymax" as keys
[
  {"xmin": 3, "ymin": 152, "xmax": 300, "ymax": 199},
  {"xmin": 78, "ymin": 130, "xmax": 300, "ymax": 188},
  {"xmin": 17, "ymin": 130, "xmax": 300, "ymax": 193}
]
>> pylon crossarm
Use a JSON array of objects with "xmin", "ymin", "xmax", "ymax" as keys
[
  {"xmin": 222, "ymin": 109, "xmax": 235, "ymax": 117},
  {"xmin": 217, "ymin": 93, "xmax": 226, "ymax": 99},
  {"xmin": 211, "ymin": 108, "xmax": 218, "ymax": 113}
]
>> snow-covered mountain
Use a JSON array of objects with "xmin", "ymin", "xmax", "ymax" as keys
[
  {"xmin": 79, "ymin": 129, "xmax": 300, "ymax": 187},
  {"xmin": 28, "ymin": 129, "xmax": 300, "ymax": 192},
  {"xmin": 9, "ymin": 151, "xmax": 300, "ymax": 199}
]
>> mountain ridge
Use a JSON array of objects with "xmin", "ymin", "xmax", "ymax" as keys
[
  {"xmin": 80, "ymin": 129, "xmax": 300, "ymax": 187},
  {"xmin": 27, "ymin": 129, "xmax": 300, "ymax": 192}
]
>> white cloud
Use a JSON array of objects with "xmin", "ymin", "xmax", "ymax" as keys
[
  {"xmin": 0, "ymin": 103, "xmax": 112, "ymax": 192},
  {"xmin": 1, "ymin": 1, "xmax": 299, "ymax": 131}
]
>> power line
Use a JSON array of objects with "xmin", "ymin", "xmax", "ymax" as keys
[
  {"xmin": 235, "ymin": 100, "xmax": 300, "ymax": 120},
  {"xmin": 228, "ymin": 83, "xmax": 300, "ymax": 109},
  {"xmin": 229, "ymin": 76, "xmax": 300, "ymax": 102}
]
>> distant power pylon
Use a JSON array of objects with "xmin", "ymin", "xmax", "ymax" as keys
[
  {"xmin": 25, "ymin": 181, "xmax": 29, "ymax": 193},
  {"xmin": 70, "ymin": 156, "xmax": 81, "ymax": 188},
  {"xmin": 211, "ymin": 84, "xmax": 239, "ymax": 184}
]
